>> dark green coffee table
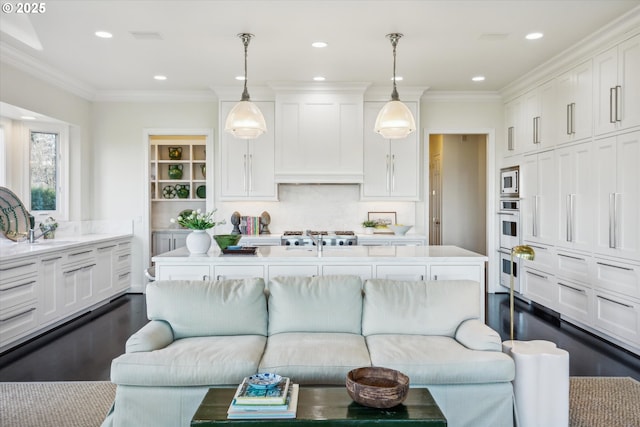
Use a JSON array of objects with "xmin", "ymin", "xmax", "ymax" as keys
[{"xmin": 191, "ymin": 386, "xmax": 447, "ymax": 426}]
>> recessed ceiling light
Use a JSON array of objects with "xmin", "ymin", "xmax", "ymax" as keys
[
  {"xmin": 95, "ymin": 31, "xmax": 113, "ymax": 39},
  {"xmin": 525, "ymin": 32, "xmax": 544, "ymax": 40},
  {"xmin": 21, "ymin": 115, "xmax": 36, "ymax": 120},
  {"xmin": 312, "ymin": 41, "xmax": 328, "ymax": 48},
  {"xmin": 235, "ymin": 76, "xmax": 246, "ymax": 81},
  {"xmin": 154, "ymin": 75, "xmax": 167, "ymax": 81},
  {"xmin": 472, "ymin": 76, "xmax": 485, "ymax": 82},
  {"xmin": 313, "ymin": 76, "xmax": 326, "ymax": 81}
]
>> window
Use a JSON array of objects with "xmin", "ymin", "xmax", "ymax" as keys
[{"xmin": 26, "ymin": 123, "xmax": 68, "ymax": 220}]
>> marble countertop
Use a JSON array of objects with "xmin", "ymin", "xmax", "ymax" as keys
[
  {"xmin": 153, "ymin": 244, "xmax": 487, "ymax": 263},
  {"xmin": 0, "ymin": 233, "xmax": 132, "ymax": 261}
]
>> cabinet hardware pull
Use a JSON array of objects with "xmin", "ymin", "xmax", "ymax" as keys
[
  {"xmin": 570, "ymin": 103, "xmax": 576, "ymax": 134},
  {"xmin": 615, "ymin": 85, "xmax": 622, "ymax": 122},
  {"xmin": 609, "ymin": 193, "xmax": 616, "ymax": 248},
  {"xmin": 82, "ymin": 264, "xmax": 96, "ymax": 270},
  {"xmin": 526, "ymin": 270, "xmax": 547, "ymax": 280},
  {"xmin": 609, "ymin": 87, "xmax": 616, "ymax": 124},
  {"xmin": 566, "ymin": 195, "xmax": 571, "ymax": 242},
  {"xmin": 385, "ymin": 154, "xmax": 390, "ymax": 192},
  {"xmin": 596, "ymin": 261, "xmax": 633, "ymax": 271},
  {"xmin": 391, "ymin": 154, "xmax": 396, "ymax": 192},
  {"xmin": 118, "ymin": 255, "xmax": 130, "ymax": 261},
  {"xmin": 42, "ymin": 256, "xmax": 63, "ymax": 262},
  {"xmin": 203, "ymin": 275, "xmax": 209, "ymax": 281},
  {"xmin": 558, "ymin": 253, "xmax": 585, "ymax": 262},
  {"xmin": 64, "ymin": 264, "xmax": 94, "ymax": 275},
  {"xmin": 0, "ymin": 307, "xmax": 36, "ymax": 322},
  {"xmin": 558, "ymin": 282, "xmax": 585, "ymax": 293},
  {"xmin": 566, "ymin": 104, "xmax": 571, "ymax": 135},
  {"xmin": 533, "ymin": 196, "xmax": 539, "ymax": 238},
  {"xmin": 243, "ymin": 154, "xmax": 247, "ymax": 192},
  {"xmin": 527, "ymin": 244, "xmax": 547, "ymax": 251},
  {"xmin": 118, "ymin": 272, "xmax": 130, "ymax": 279},
  {"xmin": 248, "ymin": 154, "xmax": 253, "ymax": 192},
  {"xmin": 69, "ymin": 250, "xmax": 93, "ymax": 257},
  {"xmin": 98, "ymin": 245, "xmax": 117, "ymax": 250},
  {"xmin": 0, "ymin": 262, "xmax": 36, "ymax": 272},
  {"xmin": 598, "ymin": 295, "xmax": 632, "ymax": 308},
  {"xmin": 508, "ymin": 127, "xmax": 514, "ymax": 151},
  {"xmin": 0, "ymin": 280, "xmax": 36, "ymax": 292}
]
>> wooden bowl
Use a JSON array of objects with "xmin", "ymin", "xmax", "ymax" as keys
[{"xmin": 346, "ymin": 367, "xmax": 410, "ymax": 408}]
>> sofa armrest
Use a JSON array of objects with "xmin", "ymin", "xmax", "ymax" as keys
[
  {"xmin": 125, "ymin": 320, "xmax": 174, "ymax": 353},
  {"xmin": 455, "ymin": 319, "xmax": 502, "ymax": 351}
]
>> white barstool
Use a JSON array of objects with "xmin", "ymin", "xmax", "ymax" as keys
[{"xmin": 502, "ymin": 340, "xmax": 569, "ymax": 427}]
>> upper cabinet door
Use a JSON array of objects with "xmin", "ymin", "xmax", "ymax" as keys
[
  {"xmin": 275, "ymin": 93, "xmax": 364, "ymax": 183},
  {"xmin": 219, "ymin": 101, "xmax": 277, "ymax": 201},
  {"xmin": 361, "ymin": 101, "xmax": 419, "ymax": 200},
  {"xmin": 556, "ymin": 60, "xmax": 593, "ymax": 145}
]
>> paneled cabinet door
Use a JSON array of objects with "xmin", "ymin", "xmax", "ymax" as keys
[
  {"xmin": 94, "ymin": 243, "xmax": 117, "ymax": 301},
  {"xmin": 521, "ymin": 150, "xmax": 558, "ymax": 244},
  {"xmin": 39, "ymin": 254, "xmax": 64, "ymax": 325},
  {"xmin": 594, "ymin": 34, "xmax": 640, "ymax": 136},
  {"xmin": 362, "ymin": 102, "xmax": 419, "ymax": 199},
  {"xmin": 556, "ymin": 142, "xmax": 594, "ymax": 252},
  {"xmin": 504, "ymin": 96, "xmax": 524, "ymax": 153},
  {"xmin": 594, "ymin": 131, "xmax": 640, "ymax": 261},
  {"xmin": 220, "ymin": 101, "xmax": 276, "ymax": 200},
  {"xmin": 556, "ymin": 60, "xmax": 593, "ymax": 144},
  {"xmin": 522, "ymin": 80, "xmax": 556, "ymax": 152},
  {"xmin": 61, "ymin": 263, "xmax": 95, "ymax": 317}
]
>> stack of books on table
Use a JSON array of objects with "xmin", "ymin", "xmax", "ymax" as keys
[{"xmin": 227, "ymin": 376, "xmax": 299, "ymax": 419}]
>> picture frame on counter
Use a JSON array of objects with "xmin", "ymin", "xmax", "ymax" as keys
[{"xmin": 367, "ymin": 211, "xmax": 396, "ymax": 227}]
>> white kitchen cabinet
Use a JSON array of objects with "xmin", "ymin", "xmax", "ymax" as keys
[
  {"xmin": 214, "ymin": 265, "xmax": 264, "ymax": 281},
  {"xmin": 275, "ymin": 92, "xmax": 364, "ymax": 183},
  {"xmin": 94, "ymin": 243, "xmax": 118, "ymax": 301},
  {"xmin": 0, "ymin": 301, "xmax": 38, "ymax": 349},
  {"xmin": 429, "ymin": 264, "xmax": 483, "ymax": 282},
  {"xmin": 593, "ymin": 257, "xmax": 640, "ymax": 300},
  {"xmin": 157, "ymin": 264, "xmax": 211, "ymax": 281},
  {"xmin": 220, "ymin": 101, "xmax": 277, "ymax": 200},
  {"xmin": 322, "ymin": 265, "xmax": 373, "ymax": 280},
  {"xmin": 268, "ymin": 265, "xmax": 318, "ymax": 280},
  {"xmin": 556, "ymin": 278, "xmax": 591, "ymax": 324},
  {"xmin": 0, "ymin": 259, "xmax": 40, "ymax": 347},
  {"xmin": 522, "ymin": 267, "xmax": 557, "ymax": 310},
  {"xmin": 114, "ymin": 240, "xmax": 132, "ymax": 293},
  {"xmin": 556, "ymin": 60, "xmax": 593, "ymax": 144},
  {"xmin": 593, "ymin": 289, "xmax": 639, "ymax": 345},
  {"xmin": 39, "ymin": 254, "xmax": 64, "ymax": 325},
  {"xmin": 152, "ymin": 230, "xmax": 188, "ymax": 256},
  {"xmin": 556, "ymin": 141, "xmax": 594, "ymax": 252},
  {"xmin": 594, "ymin": 131, "xmax": 640, "ymax": 261},
  {"xmin": 521, "ymin": 149, "xmax": 557, "ymax": 244},
  {"xmin": 504, "ymin": 96, "xmax": 524, "ymax": 154},
  {"xmin": 375, "ymin": 265, "xmax": 426, "ymax": 281},
  {"xmin": 362, "ymin": 101, "xmax": 419, "ymax": 200},
  {"xmin": 521, "ymin": 80, "xmax": 556, "ymax": 152},
  {"xmin": 594, "ymin": 34, "xmax": 640, "ymax": 136}
]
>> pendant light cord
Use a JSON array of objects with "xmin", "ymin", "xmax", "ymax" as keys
[
  {"xmin": 239, "ymin": 33, "xmax": 252, "ymax": 101},
  {"xmin": 388, "ymin": 33, "xmax": 402, "ymax": 101}
]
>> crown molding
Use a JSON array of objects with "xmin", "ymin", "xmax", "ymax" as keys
[
  {"xmin": 1, "ymin": 41, "xmax": 96, "ymax": 101},
  {"xmin": 93, "ymin": 90, "xmax": 217, "ymax": 103},
  {"xmin": 267, "ymin": 81, "xmax": 371, "ymax": 95},
  {"xmin": 422, "ymin": 91, "xmax": 502, "ymax": 102},
  {"xmin": 500, "ymin": 5, "xmax": 640, "ymax": 101}
]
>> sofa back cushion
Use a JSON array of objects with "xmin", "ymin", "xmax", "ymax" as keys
[
  {"xmin": 268, "ymin": 275, "xmax": 363, "ymax": 335},
  {"xmin": 362, "ymin": 279, "xmax": 480, "ymax": 337},
  {"xmin": 146, "ymin": 278, "xmax": 267, "ymax": 339}
]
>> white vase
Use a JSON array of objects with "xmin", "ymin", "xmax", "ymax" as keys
[{"xmin": 185, "ymin": 230, "xmax": 211, "ymax": 254}]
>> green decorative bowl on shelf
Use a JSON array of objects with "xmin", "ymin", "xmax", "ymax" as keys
[{"xmin": 213, "ymin": 234, "xmax": 242, "ymax": 250}]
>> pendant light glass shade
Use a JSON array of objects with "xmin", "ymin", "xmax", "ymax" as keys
[
  {"xmin": 225, "ymin": 33, "xmax": 267, "ymax": 139},
  {"xmin": 374, "ymin": 33, "xmax": 416, "ymax": 139}
]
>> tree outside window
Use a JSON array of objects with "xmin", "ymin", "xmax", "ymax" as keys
[{"xmin": 30, "ymin": 131, "xmax": 58, "ymax": 211}]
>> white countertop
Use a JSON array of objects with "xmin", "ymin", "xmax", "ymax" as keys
[
  {"xmin": 153, "ymin": 244, "xmax": 487, "ymax": 263},
  {"xmin": 0, "ymin": 233, "xmax": 132, "ymax": 261}
]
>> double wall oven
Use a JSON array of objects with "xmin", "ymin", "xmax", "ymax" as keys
[{"xmin": 498, "ymin": 168, "xmax": 523, "ymax": 292}]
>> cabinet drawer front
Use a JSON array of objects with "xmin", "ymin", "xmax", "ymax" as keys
[
  {"xmin": 557, "ymin": 280, "xmax": 591, "ymax": 323},
  {"xmin": 0, "ymin": 302, "xmax": 38, "ymax": 346},
  {"xmin": 116, "ymin": 271, "xmax": 131, "ymax": 292},
  {"xmin": 0, "ymin": 277, "xmax": 38, "ymax": 311},
  {"xmin": 376, "ymin": 265, "xmax": 426, "ymax": 281},
  {"xmin": 322, "ymin": 265, "xmax": 373, "ymax": 280},
  {"xmin": 0, "ymin": 260, "xmax": 38, "ymax": 282},
  {"xmin": 157, "ymin": 265, "xmax": 211, "ymax": 281},
  {"xmin": 215, "ymin": 265, "xmax": 264, "ymax": 281},
  {"xmin": 63, "ymin": 247, "xmax": 96, "ymax": 266},
  {"xmin": 594, "ymin": 291, "xmax": 639, "ymax": 343},
  {"xmin": 522, "ymin": 243, "xmax": 555, "ymax": 271},
  {"xmin": 116, "ymin": 252, "xmax": 131, "ymax": 272},
  {"xmin": 268, "ymin": 265, "xmax": 318, "ymax": 280},
  {"xmin": 117, "ymin": 239, "xmax": 132, "ymax": 254},
  {"xmin": 556, "ymin": 251, "xmax": 591, "ymax": 282},
  {"xmin": 430, "ymin": 265, "xmax": 481, "ymax": 282},
  {"xmin": 594, "ymin": 258, "xmax": 640, "ymax": 299},
  {"xmin": 523, "ymin": 268, "xmax": 557, "ymax": 308}
]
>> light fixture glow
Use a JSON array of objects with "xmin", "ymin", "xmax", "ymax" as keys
[
  {"xmin": 392, "ymin": 76, "xmax": 403, "ymax": 81},
  {"xmin": 313, "ymin": 76, "xmax": 326, "ymax": 81},
  {"xmin": 154, "ymin": 75, "xmax": 167, "ymax": 81},
  {"xmin": 525, "ymin": 32, "xmax": 544, "ymax": 40},
  {"xmin": 224, "ymin": 33, "xmax": 267, "ymax": 140},
  {"xmin": 95, "ymin": 31, "xmax": 113, "ymax": 39},
  {"xmin": 312, "ymin": 41, "xmax": 328, "ymax": 48},
  {"xmin": 374, "ymin": 33, "xmax": 416, "ymax": 139},
  {"xmin": 472, "ymin": 75, "xmax": 485, "ymax": 82}
]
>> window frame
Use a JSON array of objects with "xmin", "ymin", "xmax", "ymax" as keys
[{"xmin": 24, "ymin": 122, "xmax": 69, "ymax": 221}]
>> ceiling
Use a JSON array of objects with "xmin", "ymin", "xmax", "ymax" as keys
[{"xmin": 1, "ymin": 0, "xmax": 639, "ymax": 98}]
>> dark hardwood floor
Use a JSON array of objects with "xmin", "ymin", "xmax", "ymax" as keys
[{"xmin": 0, "ymin": 292, "xmax": 638, "ymax": 381}]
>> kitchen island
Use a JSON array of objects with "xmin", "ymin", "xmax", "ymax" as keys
[{"xmin": 153, "ymin": 244, "xmax": 488, "ymax": 319}]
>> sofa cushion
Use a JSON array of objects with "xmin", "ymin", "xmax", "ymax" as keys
[
  {"xmin": 267, "ymin": 275, "xmax": 363, "ymax": 335},
  {"xmin": 258, "ymin": 332, "xmax": 371, "ymax": 384},
  {"xmin": 111, "ymin": 335, "xmax": 267, "ymax": 386},
  {"xmin": 146, "ymin": 278, "xmax": 267, "ymax": 339},
  {"xmin": 366, "ymin": 335, "xmax": 515, "ymax": 384},
  {"xmin": 362, "ymin": 279, "xmax": 480, "ymax": 337}
]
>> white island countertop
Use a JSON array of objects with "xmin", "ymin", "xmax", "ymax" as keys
[{"xmin": 153, "ymin": 244, "xmax": 487, "ymax": 263}]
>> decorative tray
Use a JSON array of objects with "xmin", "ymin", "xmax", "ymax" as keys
[{"xmin": 221, "ymin": 246, "xmax": 258, "ymax": 255}]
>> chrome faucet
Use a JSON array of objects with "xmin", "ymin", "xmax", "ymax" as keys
[
  {"xmin": 305, "ymin": 230, "xmax": 324, "ymax": 256},
  {"xmin": 27, "ymin": 225, "xmax": 55, "ymax": 243}
]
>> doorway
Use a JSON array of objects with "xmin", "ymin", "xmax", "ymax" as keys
[{"xmin": 428, "ymin": 134, "xmax": 487, "ymax": 255}]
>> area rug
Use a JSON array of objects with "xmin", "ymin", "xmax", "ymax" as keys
[
  {"xmin": 0, "ymin": 381, "xmax": 115, "ymax": 427},
  {"xmin": 1, "ymin": 378, "xmax": 639, "ymax": 426},
  {"xmin": 569, "ymin": 377, "xmax": 640, "ymax": 427}
]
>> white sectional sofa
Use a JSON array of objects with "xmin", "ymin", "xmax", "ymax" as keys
[{"xmin": 102, "ymin": 275, "xmax": 515, "ymax": 427}]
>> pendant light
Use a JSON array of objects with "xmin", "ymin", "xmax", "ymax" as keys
[
  {"xmin": 225, "ymin": 33, "xmax": 267, "ymax": 139},
  {"xmin": 374, "ymin": 33, "xmax": 416, "ymax": 139}
]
